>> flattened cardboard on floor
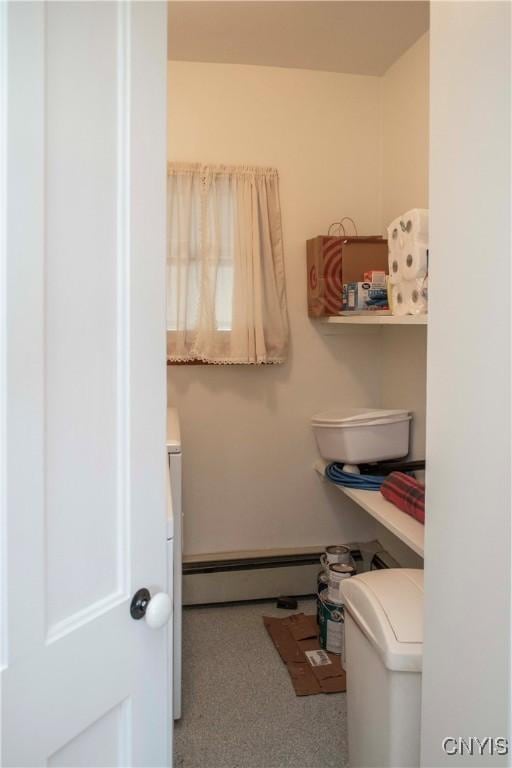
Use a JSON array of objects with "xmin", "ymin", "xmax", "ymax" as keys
[{"xmin": 263, "ymin": 613, "xmax": 346, "ymax": 696}]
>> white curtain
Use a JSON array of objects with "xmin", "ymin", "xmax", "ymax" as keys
[{"xmin": 167, "ymin": 163, "xmax": 289, "ymax": 364}]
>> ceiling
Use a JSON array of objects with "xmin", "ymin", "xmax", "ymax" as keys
[{"xmin": 168, "ymin": 1, "xmax": 429, "ymax": 77}]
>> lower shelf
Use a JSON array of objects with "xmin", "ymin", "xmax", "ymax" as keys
[{"xmin": 315, "ymin": 461, "xmax": 424, "ymax": 557}]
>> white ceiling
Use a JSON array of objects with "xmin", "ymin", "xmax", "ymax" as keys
[{"xmin": 168, "ymin": 1, "xmax": 429, "ymax": 77}]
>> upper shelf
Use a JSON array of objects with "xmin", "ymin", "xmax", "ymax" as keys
[
  {"xmin": 319, "ymin": 314, "xmax": 427, "ymax": 326},
  {"xmin": 315, "ymin": 461, "xmax": 424, "ymax": 557}
]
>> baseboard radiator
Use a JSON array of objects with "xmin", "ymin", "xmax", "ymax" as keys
[
  {"xmin": 182, "ymin": 545, "xmax": 384, "ymax": 605},
  {"xmin": 183, "ymin": 551, "xmax": 322, "ymax": 605}
]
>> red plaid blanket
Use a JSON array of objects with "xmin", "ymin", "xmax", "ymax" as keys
[{"xmin": 380, "ymin": 472, "xmax": 425, "ymax": 524}]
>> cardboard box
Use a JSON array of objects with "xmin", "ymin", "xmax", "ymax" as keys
[
  {"xmin": 263, "ymin": 613, "xmax": 346, "ymax": 696},
  {"xmin": 363, "ymin": 270, "xmax": 386, "ymax": 285},
  {"xmin": 307, "ymin": 236, "xmax": 389, "ymax": 317}
]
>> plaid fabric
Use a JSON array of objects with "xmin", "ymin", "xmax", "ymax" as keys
[{"xmin": 380, "ymin": 471, "xmax": 425, "ymax": 524}]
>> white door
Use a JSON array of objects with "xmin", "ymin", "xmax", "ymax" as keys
[{"xmin": 0, "ymin": 2, "xmax": 170, "ymax": 766}]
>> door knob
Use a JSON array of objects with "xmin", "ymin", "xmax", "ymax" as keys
[{"xmin": 130, "ymin": 588, "xmax": 172, "ymax": 629}]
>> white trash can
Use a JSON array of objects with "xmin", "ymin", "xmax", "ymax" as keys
[{"xmin": 341, "ymin": 569, "xmax": 424, "ymax": 768}]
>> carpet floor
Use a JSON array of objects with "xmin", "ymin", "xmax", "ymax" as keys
[{"xmin": 173, "ymin": 599, "xmax": 348, "ymax": 768}]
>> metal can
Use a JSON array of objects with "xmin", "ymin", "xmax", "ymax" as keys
[
  {"xmin": 320, "ymin": 544, "xmax": 353, "ymax": 570},
  {"xmin": 318, "ymin": 592, "xmax": 345, "ymax": 656},
  {"xmin": 317, "ymin": 568, "xmax": 329, "ymax": 592},
  {"xmin": 327, "ymin": 562, "xmax": 356, "ymax": 604},
  {"xmin": 316, "ymin": 569, "xmax": 329, "ymax": 626}
]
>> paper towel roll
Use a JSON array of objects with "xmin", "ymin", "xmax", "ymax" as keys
[
  {"xmin": 387, "ymin": 216, "xmax": 406, "ymax": 274},
  {"xmin": 401, "ymin": 243, "xmax": 428, "ymax": 280},
  {"xmin": 401, "ymin": 208, "xmax": 429, "ymax": 244},
  {"xmin": 388, "ymin": 247, "xmax": 404, "ymax": 285},
  {"xmin": 391, "ymin": 278, "xmax": 428, "ymax": 316},
  {"xmin": 388, "ymin": 209, "xmax": 429, "ymax": 241},
  {"xmin": 387, "ymin": 215, "xmax": 401, "ymax": 244},
  {"xmin": 391, "ymin": 283, "xmax": 409, "ymax": 316},
  {"xmin": 409, "ymin": 277, "xmax": 428, "ymax": 315}
]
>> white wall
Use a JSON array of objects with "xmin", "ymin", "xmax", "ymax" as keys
[
  {"xmin": 167, "ymin": 61, "xmax": 382, "ymax": 555},
  {"xmin": 422, "ymin": 3, "xmax": 511, "ymax": 764},
  {"xmin": 380, "ymin": 33, "xmax": 429, "ymax": 460}
]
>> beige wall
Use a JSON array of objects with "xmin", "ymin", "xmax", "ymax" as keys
[
  {"xmin": 167, "ymin": 46, "xmax": 430, "ymax": 556},
  {"xmin": 380, "ymin": 33, "xmax": 429, "ymax": 459},
  {"xmin": 381, "ymin": 32, "xmax": 429, "ymax": 230},
  {"xmin": 167, "ymin": 61, "xmax": 382, "ymax": 555}
]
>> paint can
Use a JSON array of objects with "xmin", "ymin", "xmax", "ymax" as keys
[
  {"xmin": 327, "ymin": 563, "xmax": 356, "ymax": 604},
  {"xmin": 317, "ymin": 568, "xmax": 329, "ymax": 594},
  {"xmin": 318, "ymin": 592, "xmax": 345, "ymax": 656},
  {"xmin": 316, "ymin": 569, "xmax": 329, "ymax": 626},
  {"xmin": 320, "ymin": 545, "xmax": 353, "ymax": 570}
]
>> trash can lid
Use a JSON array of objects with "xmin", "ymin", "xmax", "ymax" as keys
[
  {"xmin": 311, "ymin": 408, "xmax": 411, "ymax": 427},
  {"xmin": 341, "ymin": 569, "xmax": 423, "ymax": 672}
]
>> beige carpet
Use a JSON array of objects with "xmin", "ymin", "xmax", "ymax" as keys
[{"xmin": 173, "ymin": 599, "xmax": 348, "ymax": 768}]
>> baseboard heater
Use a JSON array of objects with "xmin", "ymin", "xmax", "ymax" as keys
[{"xmin": 183, "ymin": 552, "xmax": 323, "ymax": 605}]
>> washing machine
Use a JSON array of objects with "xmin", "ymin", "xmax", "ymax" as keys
[{"xmin": 167, "ymin": 408, "xmax": 182, "ymax": 720}]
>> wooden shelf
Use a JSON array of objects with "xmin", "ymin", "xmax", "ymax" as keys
[
  {"xmin": 315, "ymin": 461, "xmax": 424, "ymax": 557},
  {"xmin": 319, "ymin": 314, "xmax": 427, "ymax": 326}
]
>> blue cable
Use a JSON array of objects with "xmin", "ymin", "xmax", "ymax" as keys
[{"xmin": 325, "ymin": 462, "xmax": 387, "ymax": 491}]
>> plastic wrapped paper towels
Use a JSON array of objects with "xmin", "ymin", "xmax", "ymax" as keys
[
  {"xmin": 391, "ymin": 278, "xmax": 428, "ymax": 316},
  {"xmin": 387, "ymin": 208, "xmax": 429, "ymax": 316}
]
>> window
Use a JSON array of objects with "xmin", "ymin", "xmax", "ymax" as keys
[
  {"xmin": 167, "ymin": 163, "xmax": 289, "ymax": 365},
  {"xmin": 167, "ymin": 174, "xmax": 234, "ymax": 333}
]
